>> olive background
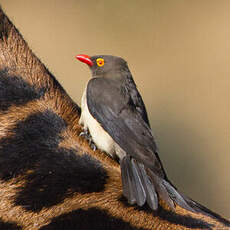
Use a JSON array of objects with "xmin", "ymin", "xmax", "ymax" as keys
[{"xmin": 1, "ymin": 0, "xmax": 230, "ymax": 219}]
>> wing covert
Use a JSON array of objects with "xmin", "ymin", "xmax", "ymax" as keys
[{"xmin": 86, "ymin": 77, "xmax": 159, "ymax": 171}]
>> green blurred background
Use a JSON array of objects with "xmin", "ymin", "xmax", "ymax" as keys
[{"xmin": 1, "ymin": 0, "xmax": 229, "ymax": 219}]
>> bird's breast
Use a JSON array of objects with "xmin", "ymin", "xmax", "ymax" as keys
[{"xmin": 79, "ymin": 87, "xmax": 116, "ymax": 157}]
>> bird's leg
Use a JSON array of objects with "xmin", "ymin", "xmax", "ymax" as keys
[
  {"xmin": 79, "ymin": 129, "xmax": 90, "ymax": 138},
  {"xmin": 79, "ymin": 129, "xmax": 97, "ymax": 151}
]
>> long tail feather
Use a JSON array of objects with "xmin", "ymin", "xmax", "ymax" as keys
[
  {"xmin": 121, "ymin": 156, "xmax": 136, "ymax": 204},
  {"xmin": 136, "ymin": 162, "xmax": 158, "ymax": 210},
  {"xmin": 121, "ymin": 156, "xmax": 195, "ymax": 212},
  {"xmin": 130, "ymin": 158, "xmax": 146, "ymax": 206}
]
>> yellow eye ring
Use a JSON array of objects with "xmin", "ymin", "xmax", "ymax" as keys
[{"xmin": 96, "ymin": 58, "xmax": 105, "ymax": 67}]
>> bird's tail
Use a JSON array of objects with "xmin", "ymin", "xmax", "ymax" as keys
[{"xmin": 120, "ymin": 156, "xmax": 194, "ymax": 212}]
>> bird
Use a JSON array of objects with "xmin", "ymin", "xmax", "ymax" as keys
[{"xmin": 76, "ymin": 54, "xmax": 193, "ymax": 212}]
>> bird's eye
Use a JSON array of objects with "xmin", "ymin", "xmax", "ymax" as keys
[{"xmin": 96, "ymin": 58, "xmax": 104, "ymax": 67}]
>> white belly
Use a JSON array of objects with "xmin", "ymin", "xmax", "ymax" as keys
[{"xmin": 79, "ymin": 87, "xmax": 116, "ymax": 156}]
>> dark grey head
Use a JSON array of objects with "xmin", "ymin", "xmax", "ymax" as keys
[{"xmin": 76, "ymin": 54, "xmax": 130, "ymax": 78}]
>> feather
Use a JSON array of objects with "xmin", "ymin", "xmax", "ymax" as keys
[
  {"xmin": 137, "ymin": 162, "xmax": 158, "ymax": 210},
  {"xmin": 130, "ymin": 158, "xmax": 146, "ymax": 206},
  {"xmin": 121, "ymin": 156, "xmax": 136, "ymax": 204}
]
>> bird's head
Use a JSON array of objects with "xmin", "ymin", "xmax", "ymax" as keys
[{"xmin": 76, "ymin": 54, "xmax": 129, "ymax": 78}]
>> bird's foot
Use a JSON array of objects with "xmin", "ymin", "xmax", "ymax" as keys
[{"xmin": 79, "ymin": 129, "xmax": 97, "ymax": 151}]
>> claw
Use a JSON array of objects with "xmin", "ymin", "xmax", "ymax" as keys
[
  {"xmin": 79, "ymin": 129, "xmax": 89, "ymax": 137},
  {"xmin": 79, "ymin": 129, "xmax": 97, "ymax": 151},
  {"xmin": 79, "ymin": 131, "xmax": 87, "ymax": 137},
  {"xmin": 90, "ymin": 142, "xmax": 97, "ymax": 151},
  {"xmin": 79, "ymin": 132, "xmax": 84, "ymax": 137}
]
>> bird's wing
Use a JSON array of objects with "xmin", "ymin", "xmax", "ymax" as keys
[
  {"xmin": 125, "ymin": 76, "xmax": 151, "ymax": 127},
  {"xmin": 87, "ymin": 77, "xmax": 193, "ymax": 212},
  {"xmin": 87, "ymin": 77, "xmax": 158, "ymax": 168}
]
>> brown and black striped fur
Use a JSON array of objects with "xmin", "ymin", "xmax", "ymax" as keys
[{"xmin": 0, "ymin": 6, "xmax": 229, "ymax": 230}]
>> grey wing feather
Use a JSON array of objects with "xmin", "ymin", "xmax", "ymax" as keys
[
  {"xmin": 87, "ymin": 77, "xmax": 194, "ymax": 212},
  {"xmin": 126, "ymin": 76, "xmax": 150, "ymax": 127}
]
